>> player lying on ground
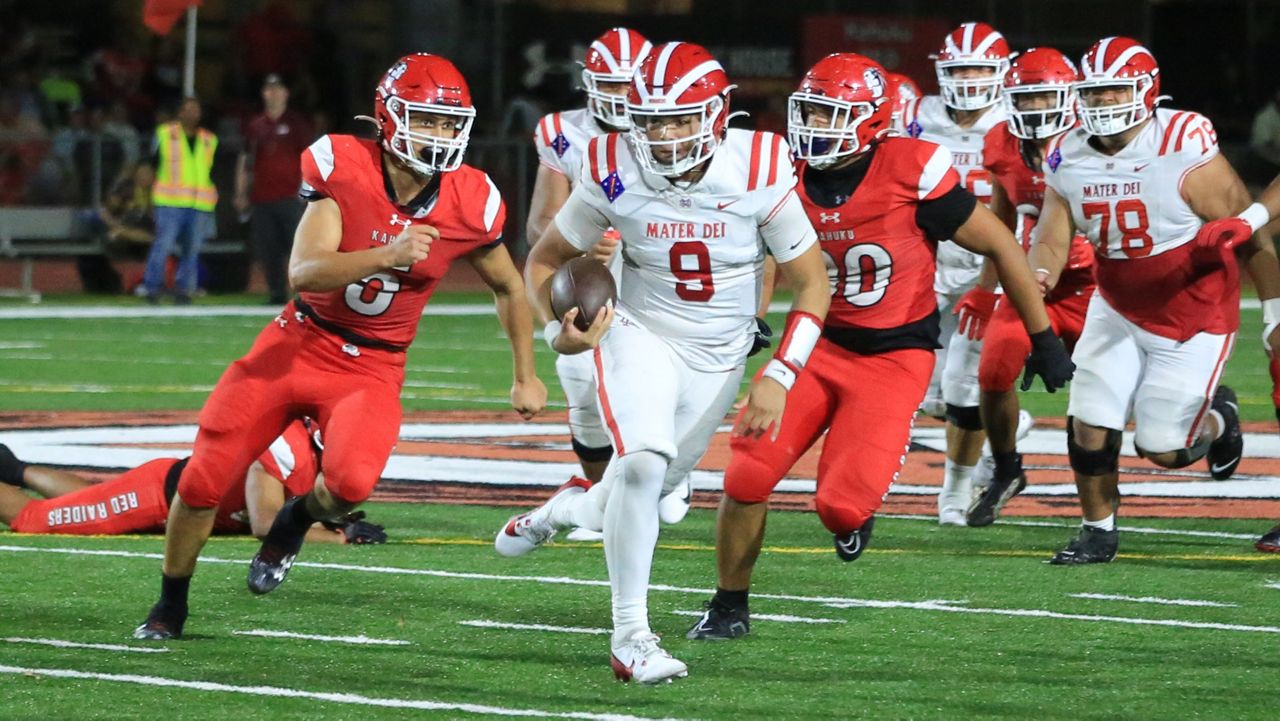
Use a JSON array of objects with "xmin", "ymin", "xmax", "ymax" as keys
[
  {"xmin": 0, "ymin": 421, "xmax": 385, "ymax": 544},
  {"xmin": 686, "ymin": 52, "xmax": 1073, "ymax": 641}
]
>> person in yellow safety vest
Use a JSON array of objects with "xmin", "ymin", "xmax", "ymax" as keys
[{"xmin": 144, "ymin": 96, "xmax": 218, "ymax": 305}]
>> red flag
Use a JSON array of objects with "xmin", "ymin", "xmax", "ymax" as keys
[{"xmin": 143, "ymin": 0, "xmax": 202, "ymax": 35}]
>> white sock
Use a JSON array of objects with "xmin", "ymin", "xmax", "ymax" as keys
[
  {"xmin": 1082, "ymin": 513, "xmax": 1116, "ymax": 532},
  {"xmin": 546, "ymin": 475, "xmax": 609, "ymax": 532},
  {"xmin": 1208, "ymin": 409, "xmax": 1225, "ymax": 441},
  {"xmin": 939, "ymin": 459, "xmax": 975, "ymax": 511},
  {"xmin": 605, "ymin": 450, "xmax": 666, "ymax": 647}
]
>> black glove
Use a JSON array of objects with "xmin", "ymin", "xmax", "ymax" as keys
[
  {"xmin": 1021, "ymin": 328, "xmax": 1075, "ymax": 393},
  {"xmin": 748, "ymin": 316, "xmax": 773, "ymax": 357},
  {"xmin": 321, "ymin": 511, "xmax": 388, "ymax": 545}
]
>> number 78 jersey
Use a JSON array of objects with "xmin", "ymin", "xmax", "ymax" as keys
[{"xmin": 554, "ymin": 128, "xmax": 817, "ymax": 371}]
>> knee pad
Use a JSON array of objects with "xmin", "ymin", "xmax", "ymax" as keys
[
  {"xmin": 175, "ymin": 457, "xmax": 230, "ymax": 509},
  {"xmin": 322, "ymin": 463, "xmax": 382, "ymax": 505},
  {"xmin": 1066, "ymin": 417, "xmax": 1122, "ymax": 476},
  {"xmin": 572, "ymin": 438, "xmax": 614, "ymax": 464},
  {"xmin": 724, "ymin": 454, "xmax": 782, "ymax": 504},
  {"xmin": 945, "ymin": 403, "xmax": 983, "ymax": 431},
  {"xmin": 619, "ymin": 450, "xmax": 668, "ymax": 492}
]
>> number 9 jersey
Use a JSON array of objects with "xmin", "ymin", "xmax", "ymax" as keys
[{"xmin": 1042, "ymin": 108, "xmax": 1234, "ymax": 340}]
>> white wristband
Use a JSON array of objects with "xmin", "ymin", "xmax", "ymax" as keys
[
  {"xmin": 1240, "ymin": 202, "xmax": 1271, "ymax": 233},
  {"xmin": 543, "ymin": 319, "xmax": 563, "ymax": 353},
  {"xmin": 761, "ymin": 358, "xmax": 797, "ymax": 391}
]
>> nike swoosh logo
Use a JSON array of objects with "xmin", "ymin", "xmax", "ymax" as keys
[
  {"xmin": 717, "ymin": 200, "xmax": 740, "ymax": 210},
  {"xmin": 1134, "ymin": 164, "xmax": 1150, "ymax": 172},
  {"xmin": 836, "ymin": 536, "xmax": 861, "ymax": 555},
  {"xmin": 1211, "ymin": 460, "xmax": 1239, "ymax": 474}
]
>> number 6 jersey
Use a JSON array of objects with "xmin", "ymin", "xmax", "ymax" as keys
[
  {"xmin": 1042, "ymin": 107, "xmax": 1235, "ymax": 340},
  {"xmin": 298, "ymin": 134, "xmax": 506, "ymax": 348},
  {"xmin": 553, "ymin": 128, "xmax": 817, "ymax": 371}
]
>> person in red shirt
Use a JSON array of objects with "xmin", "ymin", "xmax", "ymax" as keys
[
  {"xmin": 132, "ymin": 54, "xmax": 546, "ymax": 640},
  {"xmin": 0, "ymin": 422, "xmax": 384, "ymax": 544},
  {"xmin": 686, "ymin": 53, "xmax": 1073, "ymax": 640},
  {"xmin": 235, "ymin": 74, "xmax": 315, "ymax": 306}
]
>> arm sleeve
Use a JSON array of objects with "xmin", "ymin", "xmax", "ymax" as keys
[
  {"xmin": 759, "ymin": 189, "xmax": 817, "ymax": 263},
  {"xmin": 298, "ymin": 135, "xmax": 334, "ymax": 201},
  {"xmin": 477, "ymin": 173, "xmax": 507, "ymax": 248},
  {"xmin": 916, "ymin": 185, "xmax": 978, "ymax": 241},
  {"xmin": 552, "ymin": 184, "xmax": 611, "ymax": 252}
]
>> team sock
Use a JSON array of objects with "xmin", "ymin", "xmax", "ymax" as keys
[
  {"xmin": 992, "ymin": 451, "xmax": 1023, "ymax": 483},
  {"xmin": 157, "ymin": 573, "xmax": 191, "ymax": 613},
  {"xmin": 713, "ymin": 587, "xmax": 749, "ymax": 613},
  {"xmin": 1082, "ymin": 513, "xmax": 1116, "ymax": 532}
]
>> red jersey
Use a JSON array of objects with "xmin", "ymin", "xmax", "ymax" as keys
[
  {"xmin": 983, "ymin": 125, "xmax": 1094, "ymax": 277},
  {"xmin": 298, "ymin": 135, "xmax": 506, "ymax": 348},
  {"xmin": 797, "ymin": 137, "xmax": 965, "ymax": 349},
  {"xmin": 214, "ymin": 419, "xmax": 320, "ymax": 532}
]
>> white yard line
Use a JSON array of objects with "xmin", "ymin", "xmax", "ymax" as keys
[
  {"xmin": 232, "ymin": 630, "xmax": 410, "ymax": 646},
  {"xmin": 1068, "ymin": 593, "xmax": 1238, "ymax": 608},
  {"xmin": 459, "ymin": 620, "xmax": 610, "ymax": 635},
  {"xmin": 0, "ymin": 543, "xmax": 1272, "ymax": 637},
  {"xmin": 3, "ymin": 637, "xmax": 169, "ymax": 653},
  {"xmin": 0, "ymin": 665, "xmax": 687, "ymax": 721},
  {"xmin": 670, "ymin": 610, "xmax": 846, "ymax": 624}
]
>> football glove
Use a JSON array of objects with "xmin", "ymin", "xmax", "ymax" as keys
[
  {"xmin": 748, "ymin": 316, "xmax": 773, "ymax": 357},
  {"xmin": 953, "ymin": 287, "xmax": 999, "ymax": 341},
  {"xmin": 1021, "ymin": 328, "xmax": 1075, "ymax": 393},
  {"xmin": 322, "ymin": 511, "xmax": 388, "ymax": 545},
  {"xmin": 1191, "ymin": 216, "xmax": 1250, "ymax": 267}
]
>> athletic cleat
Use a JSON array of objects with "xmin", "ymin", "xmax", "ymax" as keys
[
  {"xmin": 1048, "ymin": 526, "xmax": 1119, "ymax": 565},
  {"xmin": 494, "ymin": 476, "xmax": 591, "ymax": 557},
  {"xmin": 132, "ymin": 604, "xmax": 186, "ymax": 640},
  {"xmin": 938, "ymin": 508, "xmax": 968, "ymax": 526},
  {"xmin": 686, "ymin": 599, "xmax": 750, "ymax": 640},
  {"xmin": 247, "ymin": 497, "xmax": 309, "ymax": 595},
  {"xmin": 1256, "ymin": 524, "xmax": 1280, "ymax": 553},
  {"xmin": 610, "ymin": 632, "xmax": 688, "ymax": 684},
  {"xmin": 966, "ymin": 473, "xmax": 1027, "ymax": 527},
  {"xmin": 564, "ymin": 527, "xmax": 604, "ymax": 542},
  {"xmin": 1207, "ymin": 386, "xmax": 1243, "ymax": 481},
  {"xmin": 972, "ymin": 410, "xmax": 1034, "ymax": 494},
  {"xmin": 658, "ymin": 478, "xmax": 692, "ymax": 525},
  {"xmin": 833, "ymin": 516, "xmax": 875, "ymax": 562}
]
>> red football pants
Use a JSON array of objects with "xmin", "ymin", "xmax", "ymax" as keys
[
  {"xmin": 10, "ymin": 458, "xmax": 177, "ymax": 535},
  {"xmin": 178, "ymin": 308, "xmax": 405, "ymax": 508},
  {"xmin": 725, "ymin": 340, "xmax": 934, "ymax": 533},
  {"xmin": 978, "ymin": 283, "xmax": 1093, "ymax": 393}
]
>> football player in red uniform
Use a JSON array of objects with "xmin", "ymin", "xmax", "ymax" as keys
[
  {"xmin": 960, "ymin": 48, "xmax": 1097, "ymax": 526},
  {"xmin": 133, "ymin": 54, "xmax": 546, "ymax": 640},
  {"xmin": 686, "ymin": 53, "xmax": 1074, "ymax": 640},
  {"xmin": 0, "ymin": 424, "xmax": 384, "ymax": 543}
]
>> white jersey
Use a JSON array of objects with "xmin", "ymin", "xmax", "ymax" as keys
[
  {"xmin": 900, "ymin": 95, "xmax": 1007, "ymax": 293},
  {"xmin": 554, "ymin": 128, "xmax": 817, "ymax": 371}
]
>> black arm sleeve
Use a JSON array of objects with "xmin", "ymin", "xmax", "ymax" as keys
[{"xmin": 915, "ymin": 185, "xmax": 978, "ymax": 242}]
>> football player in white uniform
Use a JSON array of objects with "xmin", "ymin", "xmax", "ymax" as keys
[
  {"xmin": 497, "ymin": 42, "xmax": 829, "ymax": 683},
  {"xmin": 527, "ymin": 28, "xmax": 691, "ymax": 535},
  {"xmin": 899, "ymin": 22, "xmax": 1013, "ymax": 525},
  {"xmin": 1032, "ymin": 37, "xmax": 1280, "ymax": 564}
]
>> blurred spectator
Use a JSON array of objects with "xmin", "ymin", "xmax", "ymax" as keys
[
  {"xmin": 38, "ymin": 65, "xmax": 83, "ymax": 127},
  {"xmin": 99, "ymin": 101, "xmax": 142, "ymax": 181},
  {"xmin": 144, "ymin": 97, "xmax": 218, "ymax": 305},
  {"xmin": 77, "ymin": 163, "xmax": 156, "ymax": 293},
  {"xmin": 235, "ymin": 74, "xmax": 313, "ymax": 305},
  {"xmin": 0, "ymin": 90, "xmax": 49, "ymax": 206},
  {"xmin": 1251, "ymin": 87, "xmax": 1280, "ymax": 176}
]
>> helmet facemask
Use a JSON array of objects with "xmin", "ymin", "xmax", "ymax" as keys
[
  {"xmin": 582, "ymin": 67, "xmax": 634, "ymax": 130},
  {"xmin": 1075, "ymin": 76, "xmax": 1153, "ymax": 136},
  {"xmin": 787, "ymin": 93, "xmax": 878, "ymax": 169},
  {"xmin": 383, "ymin": 95, "xmax": 476, "ymax": 175},
  {"xmin": 936, "ymin": 59, "xmax": 1009, "ymax": 111},
  {"xmin": 627, "ymin": 95, "xmax": 726, "ymax": 177},
  {"xmin": 1004, "ymin": 86, "xmax": 1076, "ymax": 139}
]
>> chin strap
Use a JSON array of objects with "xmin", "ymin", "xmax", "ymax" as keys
[{"xmin": 760, "ymin": 311, "xmax": 822, "ymax": 391}]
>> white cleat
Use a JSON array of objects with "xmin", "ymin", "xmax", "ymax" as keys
[
  {"xmin": 495, "ymin": 477, "xmax": 591, "ymax": 557},
  {"xmin": 610, "ymin": 632, "xmax": 688, "ymax": 684},
  {"xmin": 657, "ymin": 478, "xmax": 692, "ymax": 525},
  {"xmin": 564, "ymin": 527, "xmax": 604, "ymax": 542},
  {"xmin": 938, "ymin": 507, "xmax": 968, "ymax": 526}
]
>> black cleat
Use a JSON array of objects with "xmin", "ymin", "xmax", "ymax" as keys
[
  {"xmin": 1048, "ymin": 526, "xmax": 1119, "ymax": 565},
  {"xmin": 833, "ymin": 516, "xmax": 875, "ymax": 562},
  {"xmin": 966, "ymin": 473, "xmax": 1027, "ymax": 527},
  {"xmin": 0, "ymin": 443, "xmax": 27, "ymax": 486},
  {"xmin": 1256, "ymin": 524, "xmax": 1280, "ymax": 553},
  {"xmin": 1207, "ymin": 386, "xmax": 1243, "ymax": 481},
  {"xmin": 686, "ymin": 599, "xmax": 750, "ymax": 641},
  {"xmin": 247, "ymin": 498, "xmax": 308, "ymax": 595},
  {"xmin": 132, "ymin": 603, "xmax": 186, "ymax": 640}
]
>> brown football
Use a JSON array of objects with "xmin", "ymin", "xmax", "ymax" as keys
[{"xmin": 550, "ymin": 257, "xmax": 618, "ymax": 331}]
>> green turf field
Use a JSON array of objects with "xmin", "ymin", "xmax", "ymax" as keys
[{"xmin": 0, "ymin": 293, "xmax": 1278, "ymax": 719}]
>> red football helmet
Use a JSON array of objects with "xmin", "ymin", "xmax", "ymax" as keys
[
  {"xmin": 626, "ymin": 42, "xmax": 735, "ymax": 177},
  {"xmin": 885, "ymin": 71, "xmax": 921, "ymax": 130},
  {"xmin": 582, "ymin": 27, "xmax": 652, "ymax": 129},
  {"xmin": 932, "ymin": 22, "xmax": 1012, "ymax": 111},
  {"xmin": 788, "ymin": 53, "xmax": 893, "ymax": 168},
  {"xmin": 1075, "ymin": 36, "xmax": 1162, "ymax": 137},
  {"xmin": 373, "ymin": 54, "xmax": 476, "ymax": 175},
  {"xmin": 1003, "ymin": 47, "xmax": 1080, "ymax": 140}
]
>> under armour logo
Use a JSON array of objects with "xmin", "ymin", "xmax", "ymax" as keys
[
  {"xmin": 818, "ymin": 211, "xmax": 841, "ymax": 224},
  {"xmin": 389, "ymin": 214, "xmax": 412, "ymax": 228}
]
